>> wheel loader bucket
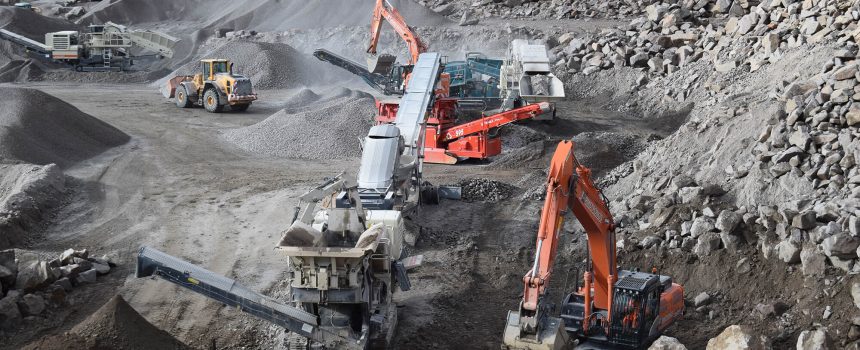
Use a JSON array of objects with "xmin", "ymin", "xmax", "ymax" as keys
[
  {"xmin": 367, "ymin": 54, "xmax": 397, "ymax": 74},
  {"xmin": 163, "ymin": 75, "xmax": 192, "ymax": 98}
]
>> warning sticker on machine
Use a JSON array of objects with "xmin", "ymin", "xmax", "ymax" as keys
[{"xmin": 302, "ymin": 323, "xmax": 313, "ymax": 333}]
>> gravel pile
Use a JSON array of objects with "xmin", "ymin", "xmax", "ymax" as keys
[
  {"xmin": 22, "ymin": 295, "xmax": 190, "ymax": 350},
  {"xmin": 167, "ymin": 41, "xmax": 331, "ymax": 90},
  {"xmin": 499, "ymin": 124, "xmax": 545, "ymax": 149},
  {"xmin": 222, "ymin": 88, "xmax": 376, "ymax": 160},
  {"xmin": 457, "ymin": 178, "xmax": 516, "ymax": 202},
  {"xmin": 0, "ymin": 164, "xmax": 65, "ymax": 249},
  {"xmin": 0, "ymin": 87, "xmax": 129, "ymax": 167},
  {"xmin": 489, "ymin": 140, "xmax": 547, "ymax": 169}
]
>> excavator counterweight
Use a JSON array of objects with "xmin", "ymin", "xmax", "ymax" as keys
[{"xmin": 504, "ymin": 141, "xmax": 684, "ymax": 350}]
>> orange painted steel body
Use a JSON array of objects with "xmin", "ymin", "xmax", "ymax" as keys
[
  {"xmin": 374, "ymin": 100, "xmax": 548, "ymax": 164},
  {"xmin": 521, "ymin": 140, "xmax": 617, "ymax": 321},
  {"xmin": 367, "ymin": 0, "xmax": 428, "ymax": 65}
]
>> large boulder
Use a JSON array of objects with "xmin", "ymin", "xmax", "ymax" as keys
[
  {"xmin": 776, "ymin": 241, "xmax": 801, "ymax": 264},
  {"xmin": 716, "ymin": 210, "xmax": 741, "ymax": 233},
  {"xmin": 694, "ymin": 232, "xmax": 722, "ymax": 256},
  {"xmin": 800, "ymin": 246, "xmax": 826, "ymax": 276},
  {"xmin": 17, "ymin": 293, "xmax": 44, "ymax": 316},
  {"xmin": 650, "ymin": 335, "xmax": 688, "ymax": 350},
  {"xmin": 821, "ymin": 234, "xmax": 860, "ymax": 258},
  {"xmin": 0, "ymin": 292, "xmax": 21, "ymax": 329},
  {"xmin": 15, "ymin": 252, "xmax": 55, "ymax": 291},
  {"xmin": 797, "ymin": 328, "xmax": 834, "ymax": 350},
  {"xmin": 706, "ymin": 325, "xmax": 771, "ymax": 350}
]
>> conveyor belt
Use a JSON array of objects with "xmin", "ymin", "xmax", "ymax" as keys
[
  {"xmin": 394, "ymin": 52, "xmax": 441, "ymax": 158},
  {"xmin": 0, "ymin": 29, "xmax": 50, "ymax": 54}
]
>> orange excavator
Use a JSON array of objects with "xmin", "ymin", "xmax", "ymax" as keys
[
  {"xmin": 503, "ymin": 141, "xmax": 684, "ymax": 349},
  {"xmin": 366, "ymin": 0, "xmax": 428, "ymax": 74}
]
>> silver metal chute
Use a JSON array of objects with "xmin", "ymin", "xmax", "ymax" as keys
[{"xmin": 136, "ymin": 246, "xmax": 366, "ymax": 350}]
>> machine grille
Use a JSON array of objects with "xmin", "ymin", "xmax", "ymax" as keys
[{"xmin": 234, "ymin": 79, "xmax": 253, "ymax": 96}]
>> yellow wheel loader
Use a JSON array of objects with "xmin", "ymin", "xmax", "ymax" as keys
[{"xmin": 166, "ymin": 59, "xmax": 257, "ymax": 113}]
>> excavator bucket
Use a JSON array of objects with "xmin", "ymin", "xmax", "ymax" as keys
[
  {"xmin": 163, "ymin": 75, "xmax": 192, "ymax": 98},
  {"xmin": 502, "ymin": 312, "xmax": 570, "ymax": 350},
  {"xmin": 367, "ymin": 53, "xmax": 397, "ymax": 74}
]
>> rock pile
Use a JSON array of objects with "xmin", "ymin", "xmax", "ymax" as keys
[
  {"xmin": 457, "ymin": 178, "xmax": 516, "ymax": 202},
  {"xmin": 22, "ymin": 295, "xmax": 190, "ymax": 350},
  {"xmin": 0, "ymin": 248, "xmax": 114, "ymax": 330},
  {"xmin": 543, "ymin": 0, "xmax": 860, "ymax": 82},
  {"xmin": 423, "ymin": 0, "xmax": 735, "ymax": 20}
]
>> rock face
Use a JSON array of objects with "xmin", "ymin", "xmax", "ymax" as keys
[
  {"xmin": 649, "ymin": 335, "xmax": 688, "ymax": 350},
  {"xmin": 706, "ymin": 325, "xmax": 771, "ymax": 350}
]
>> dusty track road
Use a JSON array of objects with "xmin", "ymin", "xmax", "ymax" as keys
[{"xmin": 6, "ymin": 82, "xmax": 667, "ymax": 349}]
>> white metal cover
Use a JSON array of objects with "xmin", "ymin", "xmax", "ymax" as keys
[
  {"xmin": 357, "ymin": 125, "xmax": 400, "ymax": 190},
  {"xmin": 394, "ymin": 52, "xmax": 441, "ymax": 157}
]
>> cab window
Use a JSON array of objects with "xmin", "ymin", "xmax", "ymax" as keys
[
  {"xmin": 203, "ymin": 62, "xmax": 211, "ymax": 78},
  {"xmin": 213, "ymin": 62, "xmax": 229, "ymax": 74}
]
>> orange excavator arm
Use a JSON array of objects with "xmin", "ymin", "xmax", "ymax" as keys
[
  {"xmin": 439, "ymin": 102, "xmax": 552, "ymax": 142},
  {"xmin": 367, "ymin": 0, "xmax": 428, "ymax": 65},
  {"xmin": 519, "ymin": 140, "xmax": 617, "ymax": 331}
]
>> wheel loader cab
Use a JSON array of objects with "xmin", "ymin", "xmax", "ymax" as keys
[{"xmin": 202, "ymin": 59, "xmax": 232, "ymax": 80}]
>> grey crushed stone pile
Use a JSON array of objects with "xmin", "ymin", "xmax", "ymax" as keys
[
  {"xmin": 222, "ymin": 88, "xmax": 376, "ymax": 160},
  {"xmin": 457, "ymin": 178, "xmax": 516, "ymax": 202},
  {"xmin": 0, "ymin": 87, "xmax": 129, "ymax": 167}
]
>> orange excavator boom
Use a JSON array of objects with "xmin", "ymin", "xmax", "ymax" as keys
[
  {"xmin": 520, "ymin": 140, "xmax": 616, "ymax": 319},
  {"xmin": 367, "ymin": 0, "xmax": 428, "ymax": 65}
]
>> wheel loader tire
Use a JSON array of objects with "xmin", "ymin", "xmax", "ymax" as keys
[
  {"xmin": 230, "ymin": 103, "xmax": 250, "ymax": 112},
  {"xmin": 175, "ymin": 86, "xmax": 193, "ymax": 108},
  {"xmin": 203, "ymin": 88, "xmax": 224, "ymax": 113}
]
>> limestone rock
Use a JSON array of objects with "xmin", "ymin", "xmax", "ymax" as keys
[
  {"xmin": 16, "ymin": 254, "xmax": 54, "ymax": 292},
  {"xmin": 17, "ymin": 293, "xmax": 45, "ymax": 316},
  {"xmin": 706, "ymin": 325, "xmax": 771, "ymax": 350},
  {"xmin": 716, "ymin": 210, "xmax": 741, "ymax": 233},
  {"xmin": 694, "ymin": 232, "xmax": 722, "ymax": 256},
  {"xmin": 75, "ymin": 269, "xmax": 97, "ymax": 284},
  {"xmin": 650, "ymin": 336, "xmax": 688, "ymax": 350},
  {"xmin": 776, "ymin": 241, "xmax": 801, "ymax": 264},
  {"xmin": 0, "ymin": 293, "xmax": 21, "ymax": 329},
  {"xmin": 797, "ymin": 328, "xmax": 833, "ymax": 350},
  {"xmin": 821, "ymin": 233, "xmax": 860, "ymax": 258},
  {"xmin": 800, "ymin": 246, "xmax": 826, "ymax": 276},
  {"xmin": 694, "ymin": 292, "xmax": 711, "ymax": 307}
]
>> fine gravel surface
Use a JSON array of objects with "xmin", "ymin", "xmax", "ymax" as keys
[
  {"xmin": 0, "ymin": 87, "xmax": 129, "ymax": 168},
  {"xmin": 21, "ymin": 295, "xmax": 191, "ymax": 350},
  {"xmin": 222, "ymin": 88, "xmax": 376, "ymax": 160}
]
